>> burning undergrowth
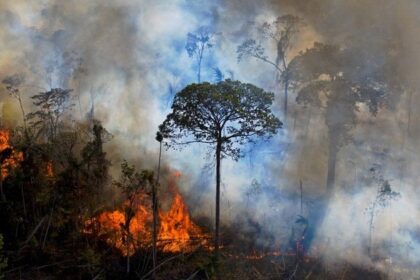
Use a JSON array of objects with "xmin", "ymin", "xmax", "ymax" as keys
[
  {"xmin": 84, "ymin": 171, "xmax": 209, "ymax": 256},
  {"xmin": 0, "ymin": 129, "xmax": 23, "ymax": 180}
]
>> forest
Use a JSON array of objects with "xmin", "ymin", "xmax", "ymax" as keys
[{"xmin": 0, "ymin": 0, "xmax": 419, "ymax": 279}]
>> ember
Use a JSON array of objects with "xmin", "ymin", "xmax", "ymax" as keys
[{"xmin": 45, "ymin": 161, "xmax": 54, "ymax": 177}]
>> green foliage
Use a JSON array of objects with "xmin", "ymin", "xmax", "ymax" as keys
[
  {"xmin": 114, "ymin": 160, "xmax": 154, "ymax": 197},
  {"xmin": 159, "ymin": 79, "xmax": 282, "ymax": 160},
  {"xmin": 113, "ymin": 160, "xmax": 154, "ymax": 234},
  {"xmin": 0, "ymin": 83, "xmax": 116, "ymax": 278},
  {"xmin": 81, "ymin": 122, "xmax": 111, "ymax": 199}
]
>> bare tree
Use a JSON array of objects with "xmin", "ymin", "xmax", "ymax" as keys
[
  {"xmin": 2, "ymin": 74, "xmax": 27, "ymax": 130},
  {"xmin": 365, "ymin": 169, "xmax": 400, "ymax": 257},
  {"xmin": 237, "ymin": 15, "xmax": 305, "ymax": 121},
  {"xmin": 26, "ymin": 88, "xmax": 74, "ymax": 141},
  {"xmin": 186, "ymin": 26, "xmax": 215, "ymax": 83}
]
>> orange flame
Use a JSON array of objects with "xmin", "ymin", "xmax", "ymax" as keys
[
  {"xmin": 46, "ymin": 161, "xmax": 54, "ymax": 177},
  {"xmin": 85, "ymin": 172, "xmax": 208, "ymax": 256},
  {"xmin": 158, "ymin": 192, "xmax": 207, "ymax": 252},
  {"xmin": 0, "ymin": 129, "xmax": 23, "ymax": 179}
]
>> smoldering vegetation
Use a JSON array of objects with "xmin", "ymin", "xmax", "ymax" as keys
[{"xmin": 0, "ymin": 0, "xmax": 419, "ymax": 279}]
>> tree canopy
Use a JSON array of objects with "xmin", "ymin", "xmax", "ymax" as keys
[
  {"xmin": 288, "ymin": 42, "xmax": 395, "ymax": 191},
  {"xmin": 159, "ymin": 79, "xmax": 282, "ymax": 160}
]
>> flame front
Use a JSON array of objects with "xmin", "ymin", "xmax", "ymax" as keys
[
  {"xmin": 0, "ymin": 129, "xmax": 23, "ymax": 179},
  {"xmin": 158, "ymin": 192, "xmax": 207, "ymax": 252},
  {"xmin": 85, "ymin": 173, "xmax": 208, "ymax": 256}
]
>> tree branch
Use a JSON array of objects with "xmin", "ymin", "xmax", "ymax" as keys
[{"xmin": 252, "ymin": 54, "xmax": 284, "ymax": 73}]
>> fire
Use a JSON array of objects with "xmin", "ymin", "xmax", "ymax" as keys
[
  {"xmin": 0, "ymin": 129, "xmax": 23, "ymax": 179},
  {"xmin": 85, "ymin": 172, "xmax": 208, "ymax": 256},
  {"xmin": 158, "ymin": 192, "xmax": 207, "ymax": 252},
  {"xmin": 95, "ymin": 203, "xmax": 152, "ymax": 256},
  {"xmin": 46, "ymin": 161, "xmax": 54, "ymax": 177}
]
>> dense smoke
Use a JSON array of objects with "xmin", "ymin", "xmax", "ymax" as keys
[{"xmin": 1, "ymin": 0, "xmax": 419, "ymax": 277}]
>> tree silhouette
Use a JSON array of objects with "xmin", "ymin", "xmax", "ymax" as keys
[
  {"xmin": 365, "ymin": 168, "xmax": 400, "ymax": 257},
  {"xmin": 185, "ymin": 26, "xmax": 215, "ymax": 83},
  {"xmin": 288, "ymin": 42, "xmax": 392, "ymax": 193},
  {"xmin": 237, "ymin": 15, "xmax": 305, "ymax": 121}
]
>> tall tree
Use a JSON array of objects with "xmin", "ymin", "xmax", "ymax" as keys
[
  {"xmin": 158, "ymin": 80, "xmax": 281, "ymax": 264},
  {"xmin": 26, "ymin": 88, "xmax": 74, "ymax": 141},
  {"xmin": 2, "ymin": 74, "xmax": 27, "ymax": 131},
  {"xmin": 185, "ymin": 26, "xmax": 215, "ymax": 83},
  {"xmin": 237, "ymin": 15, "xmax": 305, "ymax": 121},
  {"xmin": 81, "ymin": 121, "xmax": 111, "ymax": 211},
  {"xmin": 288, "ymin": 42, "xmax": 392, "ymax": 193}
]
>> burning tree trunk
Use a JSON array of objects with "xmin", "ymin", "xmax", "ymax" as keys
[{"xmin": 123, "ymin": 201, "xmax": 136, "ymax": 274}]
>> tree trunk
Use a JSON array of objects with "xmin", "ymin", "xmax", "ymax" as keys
[
  {"xmin": 152, "ymin": 141, "xmax": 162, "ymax": 279},
  {"xmin": 284, "ymin": 79, "xmax": 289, "ymax": 122},
  {"xmin": 300, "ymin": 180, "xmax": 303, "ymax": 215},
  {"xmin": 197, "ymin": 57, "xmax": 202, "ymax": 83},
  {"xmin": 407, "ymin": 89, "xmax": 413, "ymax": 138},
  {"xmin": 124, "ymin": 220, "xmax": 131, "ymax": 274},
  {"xmin": 21, "ymin": 183, "xmax": 27, "ymax": 219},
  {"xmin": 126, "ymin": 240, "xmax": 130, "ymax": 274},
  {"xmin": 304, "ymin": 142, "xmax": 339, "ymax": 256},
  {"xmin": 197, "ymin": 46, "xmax": 203, "ymax": 83},
  {"xmin": 214, "ymin": 140, "xmax": 222, "ymax": 266},
  {"xmin": 326, "ymin": 144, "xmax": 338, "ymax": 194},
  {"xmin": 368, "ymin": 201, "xmax": 376, "ymax": 257},
  {"xmin": 151, "ymin": 184, "xmax": 157, "ymax": 278}
]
